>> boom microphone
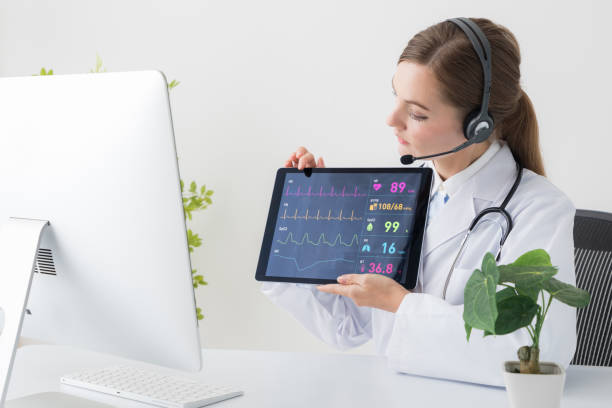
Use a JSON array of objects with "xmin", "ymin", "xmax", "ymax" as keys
[{"xmin": 400, "ymin": 139, "xmax": 475, "ymax": 165}]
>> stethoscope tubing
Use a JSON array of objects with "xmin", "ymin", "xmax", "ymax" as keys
[{"xmin": 441, "ymin": 161, "xmax": 524, "ymax": 300}]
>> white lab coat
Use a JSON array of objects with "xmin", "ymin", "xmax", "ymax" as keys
[{"xmin": 260, "ymin": 142, "xmax": 577, "ymax": 386}]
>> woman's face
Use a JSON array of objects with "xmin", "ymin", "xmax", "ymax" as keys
[{"xmin": 386, "ymin": 61, "xmax": 465, "ymax": 159}]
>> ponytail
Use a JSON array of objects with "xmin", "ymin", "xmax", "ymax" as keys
[{"xmin": 500, "ymin": 89, "xmax": 546, "ymax": 176}]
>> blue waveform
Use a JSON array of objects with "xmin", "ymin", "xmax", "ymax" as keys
[{"xmin": 273, "ymin": 254, "xmax": 354, "ymax": 272}]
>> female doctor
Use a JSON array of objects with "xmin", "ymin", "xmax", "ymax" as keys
[{"xmin": 261, "ymin": 17, "xmax": 577, "ymax": 387}]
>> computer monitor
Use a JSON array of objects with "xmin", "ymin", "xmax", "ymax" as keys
[{"xmin": 0, "ymin": 71, "xmax": 202, "ymax": 385}]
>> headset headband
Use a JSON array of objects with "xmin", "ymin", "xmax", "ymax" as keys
[{"xmin": 446, "ymin": 17, "xmax": 492, "ymax": 122}]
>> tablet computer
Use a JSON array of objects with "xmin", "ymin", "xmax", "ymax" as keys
[{"xmin": 255, "ymin": 167, "xmax": 433, "ymax": 290}]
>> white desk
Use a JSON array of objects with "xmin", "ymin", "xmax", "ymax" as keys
[{"xmin": 6, "ymin": 345, "xmax": 612, "ymax": 407}]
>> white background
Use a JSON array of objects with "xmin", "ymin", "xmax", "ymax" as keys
[{"xmin": 1, "ymin": 0, "xmax": 610, "ymax": 355}]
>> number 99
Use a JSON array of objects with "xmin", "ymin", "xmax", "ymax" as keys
[{"xmin": 384, "ymin": 221, "xmax": 400, "ymax": 232}]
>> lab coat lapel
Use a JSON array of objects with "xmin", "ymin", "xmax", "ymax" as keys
[
  {"xmin": 421, "ymin": 143, "xmax": 518, "ymax": 259},
  {"xmin": 423, "ymin": 177, "xmax": 476, "ymax": 258}
]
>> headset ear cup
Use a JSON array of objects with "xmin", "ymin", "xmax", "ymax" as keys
[{"xmin": 462, "ymin": 109, "xmax": 481, "ymax": 141}]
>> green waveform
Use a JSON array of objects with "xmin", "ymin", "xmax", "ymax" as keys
[{"xmin": 277, "ymin": 232, "xmax": 359, "ymax": 247}]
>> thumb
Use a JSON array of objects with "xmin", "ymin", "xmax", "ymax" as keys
[{"xmin": 317, "ymin": 157, "xmax": 325, "ymax": 168}]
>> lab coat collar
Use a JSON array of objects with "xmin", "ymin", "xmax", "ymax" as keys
[
  {"xmin": 470, "ymin": 141, "xmax": 519, "ymax": 203},
  {"xmin": 422, "ymin": 141, "xmax": 518, "ymax": 258}
]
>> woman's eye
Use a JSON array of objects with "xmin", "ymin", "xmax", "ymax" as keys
[{"xmin": 409, "ymin": 112, "xmax": 427, "ymax": 122}]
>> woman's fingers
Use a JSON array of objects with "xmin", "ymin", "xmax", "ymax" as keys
[
  {"xmin": 286, "ymin": 146, "xmax": 310, "ymax": 168},
  {"xmin": 286, "ymin": 152, "xmax": 298, "ymax": 167},
  {"xmin": 295, "ymin": 146, "xmax": 309, "ymax": 159},
  {"xmin": 285, "ymin": 146, "xmax": 325, "ymax": 169},
  {"xmin": 298, "ymin": 152, "xmax": 316, "ymax": 170},
  {"xmin": 316, "ymin": 283, "xmax": 352, "ymax": 296},
  {"xmin": 337, "ymin": 274, "xmax": 365, "ymax": 285}
]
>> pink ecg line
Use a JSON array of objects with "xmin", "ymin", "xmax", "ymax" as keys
[{"xmin": 285, "ymin": 185, "xmax": 367, "ymax": 197}]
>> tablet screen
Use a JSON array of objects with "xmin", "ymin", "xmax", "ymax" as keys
[{"xmin": 255, "ymin": 168, "xmax": 432, "ymax": 289}]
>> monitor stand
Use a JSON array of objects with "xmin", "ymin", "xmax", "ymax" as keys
[
  {"xmin": 0, "ymin": 218, "xmax": 50, "ymax": 408},
  {"xmin": 5, "ymin": 392, "xmax": 114, "ymax": 408},
  {"xmin": 0, "ymin": 218, "xmax": 116, "ymax": 408}
]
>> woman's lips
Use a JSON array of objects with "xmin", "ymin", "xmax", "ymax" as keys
[{"xmin": 396, "ymin": 135, "xmax": 408, "ymax": 145}]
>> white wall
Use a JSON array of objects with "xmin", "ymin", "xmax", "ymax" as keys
[{"xmin": 1, "ymin": 0, "xmax": 610, "ymax": 355}]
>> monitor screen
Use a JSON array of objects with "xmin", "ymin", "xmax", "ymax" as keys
[{"xmin": 256, "ymin": 168, "xmax": 432, "ymax": 289}]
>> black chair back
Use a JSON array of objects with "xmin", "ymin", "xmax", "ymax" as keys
[{"xmin": 571, "ymin": 209, "xmax": 612, "ymax": 366}]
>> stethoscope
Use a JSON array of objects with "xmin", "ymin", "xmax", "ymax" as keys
[{"xmin": 440, "ymin": 159, "xmax": 524, "ymax": 300}]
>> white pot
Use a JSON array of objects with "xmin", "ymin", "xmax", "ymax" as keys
[{"xmin": 503, "ymin": 361, "xmax": 566, "ymax": 408}]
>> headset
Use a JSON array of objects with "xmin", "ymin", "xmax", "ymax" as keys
[{"xmin": 400, "ymin": 17, "xmax": 495, "ymax": 165}]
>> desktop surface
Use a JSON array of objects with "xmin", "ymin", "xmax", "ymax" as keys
[{"xmin": 7, "ymin": 345, "xmax": 612, "ymax": 408}]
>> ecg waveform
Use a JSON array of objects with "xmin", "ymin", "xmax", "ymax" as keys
[
  {"xmin": 277, "ymin": 232, "xmax": 359, "ymax": 247},
  {"xmin": 284, "ymin": 185, "xmax": 367, "ymax": 198},
  {"xmin": 279, "ymin": 208, "xmax": 363, "ymax": 221},
  {"xmin": 273, "ymin": 253, "xmax": 355, "ymax": 272}
]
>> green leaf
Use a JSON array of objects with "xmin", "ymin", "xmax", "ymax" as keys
[
  {"xmin": 463, "ymin": 253, "xmax": 499, "ymax": 334},
  {"xmin": 189, "ymin": 181, "xmax": 197, "ymax": 193},
  {"xmin": 484, "ymin": 289, "xmax": 523, "ymax": 338},
  {"xmin": 90, "ymin": 54, "xmax": 105, "ymax": 73},
  {"xmin": 465, "ymin": 322, "xmax": 472, "ymax": 341},
  {"xmin": 498, "ymin": 265, "xmax": 557, "ymax": 287},
  {"xmin": 512, "ymin": 249, "xmax": 552, "ymax": 267},
  {"xmin": 187, "ymin": 230, "xmax": 202, "ymax": 248},
  {"xmin": 168, "ymin": 79, "xmax": 181, "ymax": 90},
  {"xmin": 180, "ymin": 180, "xmax": 184, "ymax": 192},
  {"xmin": 499, "ymin": 249, "xmax": 557, "ymax": 291},
  {"xmin": 36, "ymin": 67, "xmax": 54, "ymax": 76},
  {"xmin": 515, "ymin": 283, "xmax": 540, "ymax": 302},
  {"xmin": 206, "ymin": 190, "xmax": 214, "ymax": 196},
  {"xmin": 496, "ymin": 287, "xmax": 516, "ymax": 303},
  {"xmin": 541, "ymin": 277, "xmax": 591, "ymax": 308},
  {"xmin": 494, "ymin": 295, "xmax": 539, "ymax": 335},
  {"xmin": 204, "ymin": 197, "xmax": 212, "ymax": 204}
]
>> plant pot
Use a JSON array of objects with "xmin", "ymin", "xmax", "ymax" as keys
[{"xmin": 503, "ymin": 361, "xmax": 566, "ymax": 408}]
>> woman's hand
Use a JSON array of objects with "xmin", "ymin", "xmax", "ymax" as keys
[
  {"xmin": 285, "ymin": 146, "xmax": 325, "ymax": 169},
  {"xmin": 317, "ymin": 274, "xmax": 410, "ymax": 313}
]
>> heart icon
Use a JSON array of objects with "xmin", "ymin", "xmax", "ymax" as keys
[{"xmin": 373, "ymin": 183, "xmax": 381, "ymax": 191}]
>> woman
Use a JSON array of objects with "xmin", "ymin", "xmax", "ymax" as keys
[{"xmin": 261, "ymin": 17, "xmax": 576, "ymax": 386}]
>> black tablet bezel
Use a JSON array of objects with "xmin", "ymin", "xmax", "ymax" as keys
[{"xmin": 255, "ymin": 167, "xmax": 433, "ymax": 290}]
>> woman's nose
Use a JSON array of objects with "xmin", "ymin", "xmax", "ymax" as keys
[{"xmin": 386, "ymin": 105, "xmax": 404, "ymax": 129}]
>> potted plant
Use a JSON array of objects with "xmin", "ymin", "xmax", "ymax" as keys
[{"xmin": 463, "ymin": 249, "xmax": 590, "ymax": 408}]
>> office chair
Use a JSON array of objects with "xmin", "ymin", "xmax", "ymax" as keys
[{"xmin": 570, "ymin": 209, "xmax": 612, "ymax": 366}]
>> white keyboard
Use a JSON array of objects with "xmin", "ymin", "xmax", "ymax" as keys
[{"xmin": 60, "ymin": 365, "xmax": 244, "ymax": 408}]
